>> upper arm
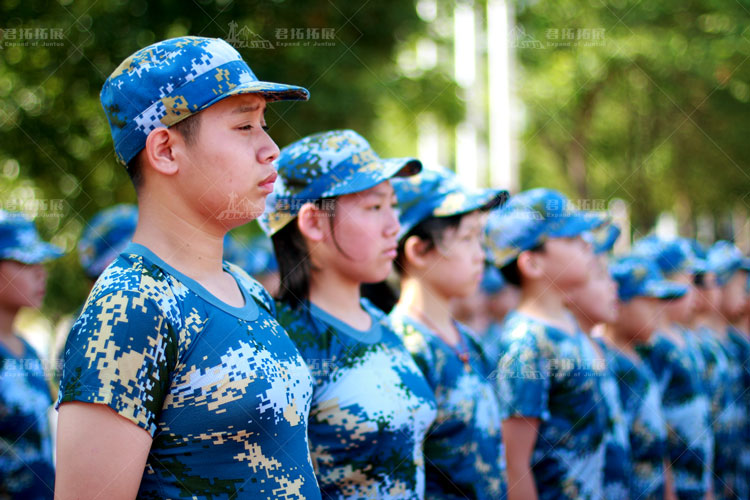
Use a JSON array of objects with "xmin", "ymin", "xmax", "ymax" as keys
[
  {"xmin": 502, "ymin": 416, "xmax": 540, "ymax": 468},
  {"xmin": 55, "ymin": 402, "xmax": 152, "ymax": 500},
  {"xmin": 495, "ymin": 335, "xmax": 551, "ymax": 420}
]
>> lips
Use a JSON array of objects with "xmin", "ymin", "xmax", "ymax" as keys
[
  {"xmin": 258, "ymin": 172, "xmax": 277, "ymax": 193},
  {"xmin": 384, "ymin": 245, "xmax": 397, "ymax": 259}
]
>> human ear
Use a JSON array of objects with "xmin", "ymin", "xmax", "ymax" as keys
[
  {"xmin": 517, "ymin": 250, "xmax": 544, "ymax": 280},
  {"xmin": 297, "ymin": 203, "xmax": 326, "ymax": 243},
  {"xmin": 143, "ymin": 128, "xmax": 181, "ymax": 177},
  {"xmin": 403, "ymin": 235, "xmax": 432, "ymax": 270}
]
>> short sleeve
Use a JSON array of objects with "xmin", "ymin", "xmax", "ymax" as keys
[
  {"xmin": 57, "ymin": 289, "xmax": 178, "ymax": 436},
  {"xmin": 495, "ymin": 333, "xmax": 551, "ymax": 421}
]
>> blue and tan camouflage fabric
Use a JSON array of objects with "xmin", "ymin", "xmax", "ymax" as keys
[
  {"xmin": 259, "ymin": 129, "xmax": 421, "ymax": 236},
  {"xmin": 494, "ymin": 311, "xmax": 608, "ymax": 500},
  {"xmin": 693, "ymin": 327, "xmax": 746, "ymax": 500},
  {"xmin": 275, "ymin": 298, "xmax": 437, "ymax": 499},
  {"xmin": 592, "ymin": 338, "xmax": 631, "ymax": 500},
  {"xmin": 636, "ymin": 330, "xmax": 713, "ymax": 500},
  {"xmin": 0, "ymin": 338, "xmax": 54, "ymax": 499},
  {"xmin": 78, "ymin": 204, "xmax": 137, "ymax": 279},
  {"xmin": 727, "ymin": 326, "xmax": 750, "ymax": 500},
  {"xmin": 597, "ymin": 338, "xmax": 667, "ymax": 500},
  {"xmin": 0, "ymin": 210, "xmax": 63, "ymax": 264},
  {"xmin": 483, "ymin": 188, "xmax": 607, "ymax": 269},
  {"xmin": 389, "ymin": 164, "xmax": 507, "ymax": 239},
  {"xmin": 57, "ymin": 243, "xmax": 321, "ymax": 499},
  {"xmin": 389, "ymin": 308, "xmax": 506, "ymax": 500},
  {"xmin": 100, "ymin": 36, "xmax": 309, "ymax": 166}
]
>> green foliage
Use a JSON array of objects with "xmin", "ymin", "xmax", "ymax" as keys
[
  {"xmin": 0, "ymin": 0, "xmax": 459, "ymax": 319},
  {"xmin": 514, "ymin": 0, "xmax": 750, "ymax": 231}
]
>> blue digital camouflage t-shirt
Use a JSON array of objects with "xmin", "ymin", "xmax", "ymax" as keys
[
  {"xmin": 389, "ymin": 308, "xmax": 506, "ymax": 500},
  {"xmin": 57, "ymin": 243, "xmax": 321, "ymax": 499},
  {"xmin": 727, "ymin": 326, "xmax": 750, "ymax": 500},
  {"xmin": 597, "ymin": 338, "xmax": 667, "ymax": 500},
  {"xmin": 495, "ymin": 311, "xmax": 608, "ymax": 500},
  {"xmin": 0, "ymin": 337, "xmax": 54, "ymax": 499},
  {"xmin": 275, "ymin": 298, "xmax": 438, "ymax": 500},
  {"xmin": 636, "ymin": 330, "xmax": 713, "ymax": 500},
  {"xmin": 592, "ymin": 338, "xmax": 631, "ymax": 500}
]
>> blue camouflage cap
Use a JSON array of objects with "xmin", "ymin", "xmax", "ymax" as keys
[
  {"xmin": 223, "ymin": 233, "xmax": 278, "ymax": 276},
  {"xmin": 632, "ymin": 236, "xmax": 705, "ymax": 275},
  {"xmin": 101, "ymin": 36, "xmax": 310, "ymax": 166},
  {"xmin": 707, "ymin": 240, "xmax": 750, "ymax": 286},
  {"xmin": 610, "ymin": 255, "xmax": 689, "ymax": 302},
  {"xmin": 480, "ymin": 265, "xmax": 507, "ymax": 294},
  {"xmin": 588, "ymin": 222, "xmax": 621, "ymax": 255},
  {"xmin": 78, "ymin": 204, "xmax": 138, "ymax": 279},
  {"xmin": 0, "ymin": 210, "xmax": 63, "ymax": 264},
  {"xmin": 390, "ymin": 164, "xmax": 508, "ymax": 239},
  {"xmin": 483, "ymin": 188, "xmax": 607, "ymax": 268},
  {"xmin": 259, "ymin": 129, "xmax": 422, "ymax": 236}
]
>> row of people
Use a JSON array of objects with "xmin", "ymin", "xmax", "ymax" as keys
[{"xmin": 1, "ymin": 34, "xmax": 748, "ymax": 500}]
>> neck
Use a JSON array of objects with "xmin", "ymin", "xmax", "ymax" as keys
[
  {"xmin": 132, "ymin": 194, "xmax": 227, "ymax": 280},
  {"xmin": 693, "ymin": 312, "xmax": 725, "ymax": 331},
  {"xmin": 602, "ymin": 324, "xmax": 638, "ymax": 355},
  {"xmin": 517, "ymin": 279, "xmax": 576, "ymax": 334},
  {"xmin": 397, "ymin": 275, "xmax": 457, "ymax": 342},
  {"xmin": 309, "ymin": 268, "xmax": 368, "ymax": 329},
  {"xmin": 0, "ymin": 304, "xmax": 18, "ymax": 339}
]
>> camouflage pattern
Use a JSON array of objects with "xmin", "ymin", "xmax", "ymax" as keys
[
  {"xmin": 100, "ymin": 36, "xmax": 310, "ymax": 166},
  {"xmin": 589, "ymin": 222, "xmax": 620, "ymax": 255},
  {"xmin": 727, "ymin": 326, "xmax": 750, "ymax": 500},
  {"xmin": 57, "ymin": 243, "xmax": 321, "ymax": 499},
  {"xmin": 483, "ymin": 188, "xmax": 607, "ymax": 269},
  {"xmin": 631, "ymin": 236, "xmax": 706, "ymax": 275},
  {"xmin": 390, "ymin": 164, "xmax": 507, "ymax": 238},
  {"xmin": 592, "ymin": 338, "xmax": 631, "ymax": 500},
  {"xmin": 636, "ymin": 331, "xmax": 713, "ymax": 500},
  {"xmin": 707, "ymin": 241, "xmax": 750, "ymax": 286},
  {"xmin": 597, "ymin": 338, "xmax": 667, "ymax": 500},
  {"xmin": 0, "ymin": 210, "xmax": 63, "ymax": 264},
  {"xmin": 389, "ymin": 308, "xmax": 506, "ymax": 500},
  {"xmin": 259, "ymin": 130, "xmax": 421, "ymax": 236},
  {"xmin": 78, "ymin": 204, "xmax": 137, "ymax": 278},
  {"xmin": 494, "ymin": 311, "xmax": 609, "ymax": 500},
  {"xmin": 0, "ymin": 338, "xmax": 54, "ymax": 499},
  {"xmin": 608, "ymin": 256, "xmax": 688, "ymax": 302},
  {"xmin": 693, "ymin": 327, "xmax": 745, "ymax": 500},
  {"xmin": 275, "ymin": 298, "xmax": 437, "ymax": 499}
]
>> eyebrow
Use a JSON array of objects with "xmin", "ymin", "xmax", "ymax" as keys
[{"xmin": 232, "ymin": 103, "xmax": 266, "ymax": 114}]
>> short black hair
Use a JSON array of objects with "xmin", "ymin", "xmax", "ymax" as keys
[
  {"xmin": 125, "ymin": 113, "xmax": 202, "ymax": 189},
  {"xmin": 499, "ymin": 241, "xmax": 546, "ymax": 286},
  {"xmin": 395, "ymin": 213, "xmax": 465, "ymax": 275},
  {"xmin": 272, "ymin": 197, "xmax": 338, "ymax": 309}
]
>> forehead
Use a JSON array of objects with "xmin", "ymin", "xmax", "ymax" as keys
[{"xmin": 203, "ymin": 93, "xmax": 267, "ymax": 118}]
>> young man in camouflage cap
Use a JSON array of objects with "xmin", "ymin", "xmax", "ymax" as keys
[{"xmin": 55, "ymin": 36, "xmax": 321, "ymax": 499}]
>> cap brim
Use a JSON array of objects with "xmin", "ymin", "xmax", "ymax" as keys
[
  {"xmin": 552, "ymin": 211, "xmax": 608, "ymax": 240},
  {"xmin": 642, "ymin": 280, "xmax": 689, "ymax": 300},
  {"xmin": 327, "ymin": 157, "xmax": 423, "ymax": 198},
  {"xmin": 592, "ymin": 224, "xmax": 621, "ymax": 255},
  {"xmin": 224, "ymin": 80, "xmax": 310, "ymax": 102},
  {"xmin": 3, "ymin": 242, "xmax": 64, "ymax": 264}
]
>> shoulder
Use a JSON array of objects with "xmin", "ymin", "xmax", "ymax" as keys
[{"xmin": 85, "ymin": 252, "xmax": 183, "ymax": 328}]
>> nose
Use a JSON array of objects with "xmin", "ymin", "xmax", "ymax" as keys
[
  {"xmin": 384, "ymin": 205, "xmax": 400, "ymax": 239},
  {"xmin": 257, "ymin": 128, "xmax": 281, "ymax": 164}
]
